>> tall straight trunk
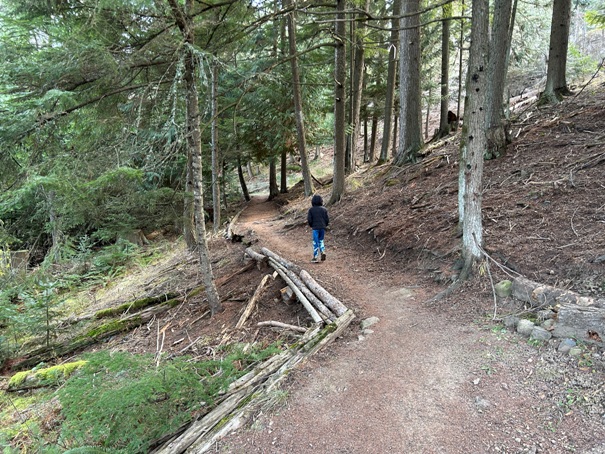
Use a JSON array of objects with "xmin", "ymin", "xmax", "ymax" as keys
[
  {"xmin": 541, "ymin": 0, "xmax": 572, "ymax": 103},
  {"xmin": 349, "ymin": 0, "xmax": 370, "ymax": 172},
  {"xmin": 486, "ymin": 0, "xmax": 514, "ymax": 157},
  {"xmin": 330, "ymin": 0, "xmax": 347, "ymax": 205},
  {"xmin": 183, "ymin": 150, "xmax": 196, "ymax": 250},
  {"xmin": 459, "ymin": 0, "xmax": 489, "ymax": 272},
  {"xmin": 369, "ymin": 113, "xmax": 378, "ymax": 162},
  {"xmin": 363, "ymin": 116, "xmax": 369, "ymax": 162},
  {"xmin": 168, "ymin": 0, "xmax": 221, "ymax": 314},
  {"xmin": 456, "ymin": 0, "xmax": 466, "ymax": 126},
  {"xmin": 268, "ymin": 156, "xmax": 279, "ymax": 200},
  {"xmin": 395, "ymin": 0, "xmax": 424, "ymax": 165},
  {"xmin": 211, "ymin": 60, "xmax": 221, "ymax": 233},
  {"xmin": 379, "ymin": 0, "xmax": 401, "ymax": 164},
  {"xmin": 280, "ymin": 148, "xmax": 288, "ymax": 193},
  {"xmin": 285, "ymin": 0, "xmax": 313, "ymax": 196},
  {"xmin": 237, "ymin": 156, "xmax": 250, "ymax": 202},
  {"xmin": 437, "ymin": 3, "xmax": 452, "ymax": 137}
]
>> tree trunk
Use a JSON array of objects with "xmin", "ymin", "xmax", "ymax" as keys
[
  {"xmin": 458, "ymin": 0, "xmax": 489, "ymax": 273},
  {"xmin": 237, "ymin": 156, "xmax": 250, "ymax": 202},
  {"xmin": 541, "ymin": 0, "xmax": 572, "ymax": 104},
  {"xmin": 380, "ymin": 0, "xmax": 401, "ymax": 163},
  {"xmin": 285, "ymin": 0, "xmax": 313, "ymax": 196},
  {"xmin": 329, "ymin": 0, "xmax": 347, "ymax": 205},
  {"xmin": 369, "ymin": 113, "xmax": 378, "ymax": 162},
  {"xmin": 437, "ymin": 3, "xmax": 452, "ymax": 138},
  {"xmin": 280, "ymin": 148, "xmax": 288, "ymax": 194},
  {"xmin": 486, "ymin": 0, "xmax": 514, "ymax": 158},
  {"xmin": 183, "ymin": 151, "xmax": 196, "ymax": 250},
  {"xmin": 168, "ymin": 0, "xmax": 221, "ymax": 314},
  {"xmin": 455, "ymin": 0, "xmax": 467, "ymax": 129},
  {"xmin": 268, "ymin": 156, "xmax": 279, "ymax": 200},
  {"xmin": 211, "ymin": 60, "xmax": 221, "ymax": 233},
  {"xmin": 394, "ymin": 0, "xmax": 424, "ymax": 165},
  {"xmin": 350, "ymin": 0, "xmax": 370, "ymax": 172}
]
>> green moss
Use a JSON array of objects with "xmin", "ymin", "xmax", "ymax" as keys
[
  {"xmin": 8, "ymin": 361, "xmax": 87, "ymax": 389},
  {"xmin": 8, "ymin": 370, "xmax": 29, "ymax": 388},
  {"xmin": 85, "ymin": 317, "xmax": 141, "ymax": 338},
  {"xmin": 187, "ymin": 285, "xmax": 205, "ymax": 298},
  {"xmin": 94, "ymin": 293, "xmax": 180, "ymax": 319}
]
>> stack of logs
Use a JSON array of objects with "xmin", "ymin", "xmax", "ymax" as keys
[{"xmin": 151, "ymin": 247, "xmax": 355, "ymax": 454}]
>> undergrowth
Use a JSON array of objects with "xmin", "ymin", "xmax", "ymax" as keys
[{"xmin": 1, "ymin": 343, "xmax": 281, "ymax": 453}]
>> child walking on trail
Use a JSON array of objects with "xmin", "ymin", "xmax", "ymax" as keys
[{"xmin": 307, "ymin": 194, "xmax": 329, "ymax": 263}]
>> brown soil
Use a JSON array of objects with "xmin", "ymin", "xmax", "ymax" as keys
[{"xmin": 73, "ymin": 80, "xmax": 605, "ymax": 453}]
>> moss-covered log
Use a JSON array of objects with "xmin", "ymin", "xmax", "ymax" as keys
[{"xmin": 7, "ymin": 360, "xmax": 88, "ymax": 391}]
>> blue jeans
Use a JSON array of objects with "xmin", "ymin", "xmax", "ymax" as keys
[{"xmin": 312, "ymin": 229, "xmax": 325, "ymax": 258}]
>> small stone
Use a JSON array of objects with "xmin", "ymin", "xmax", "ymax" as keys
[
  {"xmin": 530, "ymin": 326, "xmax": 552, "ymax": 341},
  {"xmin": 360, "ymin": 316, "xmax": 379, "ymax": 330},
  {"xmin": 362, "ymin": 329, "xmax": 374, "ymax": 335},
  {"xmin": 541, "ymin": 319, "xmax": 555, "ymax": 330},
  {"xmin": 503, "ymin": 315, "xmax": 520, "ymax": 329},
  {"xmin": 569, "ymin": 346, "xmax": 583, "ymax": 357},
  {"xmin": 495, "ymin": 280, "xmax": 512, "ymax": 298},
  {"xmin": 558, "ymin": 338, "xmax": 576, "ymax": 354},
  {"xmin": 517, "ymin": 319, "xmax": 535, "ymax": 337}
]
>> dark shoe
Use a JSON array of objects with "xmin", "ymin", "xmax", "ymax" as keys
[
  {"xmin": 321, "ymin": 252, "xmax": 326, "ymax": 261},
  {"xmin": 311, "ymin": 256, "xmax": 319, "ymax": 263}
]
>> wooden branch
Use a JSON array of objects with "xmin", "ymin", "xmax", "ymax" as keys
[
  {"xmin": 215, "ymin": 261, "xmax": 256, "ymax": 287},
  {"xmin": 260, "ymin": 247, "xmax": 302, "ymax": 275},
  {"xmin": 267, "ymin": 258, "xmax": 323, "ymax": 323},
  {"xmin": 299, "ymin": 270, "xmax": 348, "ymax": 316},
  {"xmin": 244, "ymin": 247, "xmax": 268, "ymax": 269},
  {"xmin": 225, "ymin": 207, "xmax": 246, "ymax": 241},
  {"xmin": 235, "ymin": 274, "xmax": 272, "ymax": 329},
  {"xmin": 153, "ymin": 310, "xmax": 355, "ymax": 453},
  {"xmin": 272, "ymin": 260, "xmax": 336, "ymax": 321},
  {"xmin": 257, "ymin": 321, "xmax": 307, "ymax": 333}
]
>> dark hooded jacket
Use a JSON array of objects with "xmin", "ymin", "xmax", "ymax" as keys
[{"xmin": 307, "ymin": 195, "xmax": 329, "ymax": 230}]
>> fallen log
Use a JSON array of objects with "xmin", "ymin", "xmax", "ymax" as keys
[
  {"xmin": 267, "ymin": 258, "xmax": 323, "ymax": 323},
  {"xmin": 244, "ymin": 247, "xmax": 268, "ymax": 269},
  {"xmin": 268, "ymin": 258, "xmax": 336, "ymax": 322},
  {"xmin": 7, "ymin": 360, "xmax": 88, "ymax": 391},
  {"xmin": 512, "ymin": 276, "xmax": 605, "ymax": 308},
  {"xmin": 260, "ymin": 247, "xmax": 302, "ymax": 275},
  {"xmin": 153, "ymin": 310, "xmax": 355, "ymax": 453},
  {"xmin": 235, "ymin": 274, "xmax": 272, "ymax": 329},
  {"xmin": 299, "ymin": 270, "xmax": 348, "ymax": 316},
  {"xmin": 257, "ymin": 321, "xmax": 307, "ymax": 333}
]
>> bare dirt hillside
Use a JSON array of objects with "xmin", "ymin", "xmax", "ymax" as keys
[{"xmin": 58, "ymin": 79, "xmax": 605, "ymax": 453}]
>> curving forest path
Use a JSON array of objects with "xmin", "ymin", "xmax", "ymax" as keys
[{"xmin": 215, "ymin": 196, "xmax": 605, "ymax": 454}]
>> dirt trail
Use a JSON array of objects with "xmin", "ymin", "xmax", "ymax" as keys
[{"xmin": 217, "ymin": 196, "xmax": 605, "ymax": 454}]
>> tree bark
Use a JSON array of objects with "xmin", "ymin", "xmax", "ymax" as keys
[
  {"xmin": 437, "ymin": 3, "xmax": 452, "ymax": 138},
  {"xmin": 459, "ymin": 0, "xmax": 489, "ymax": 271},
  {"xmin": 236, "ymin": 156, "xmax": 250, "ymax": 202},
  {"xmin": 268, "ymin": 156, "xmax": 279, "ymax": 200},
  {"xmin": 380, "ymin": 0, "xmax": 401, "ymax": 163},
  {"xmin": 285, "ymin": 0, "xmax": 313, "ymax": 196},
  {"xmin": 486, "ymin": 0, "xmax": 514, "ymax": 157},
  {"xmin": 329, "ymin": 0, "xmax": 347, "ymax": 205},
  {"xmin": 541, "ymin": 0, "xmax": 572, "ymax": 103},
  {"xmin": 211, "ymin": 60, "xmax": 221, "ymax": 233},
  {"xmin": 168, "ymin": 0, "xmax": 221, "ymax": 314},
  {"xmin": 394, "ymin": 0, "xmax": 424, "ymax": 165}
]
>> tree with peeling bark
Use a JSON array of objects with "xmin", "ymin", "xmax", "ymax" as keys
[
  {"xmin": 167, "ymin": 0, "xmax": 221, "ymax": 315},
  {"xmin": 458, "ymin": 0, "xmax": 489, "ymax": 276}
]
